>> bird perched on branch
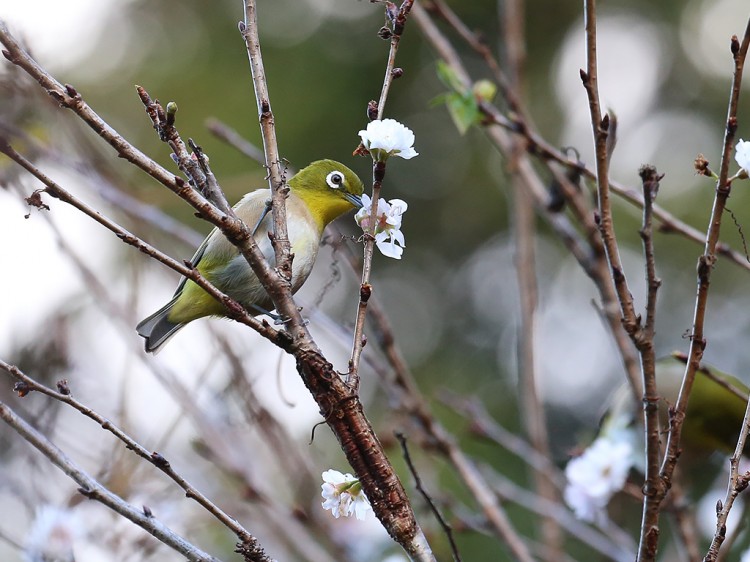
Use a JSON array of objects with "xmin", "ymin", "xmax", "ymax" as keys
[
  {"xmin": 604, "ymin": 356, "xmax": 749, "ymax": 457},
  {"xmin": 137, "ymin": 159, "xmax": 364, "ymax": 353},
  {"xmin": 596, "ymin": 356, "xmax": 749, "ymax": 497}
]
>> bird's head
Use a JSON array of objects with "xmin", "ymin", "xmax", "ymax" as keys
[{"xmin": 289, "ymin": 159, "xmax": 364, "ymax": 229}]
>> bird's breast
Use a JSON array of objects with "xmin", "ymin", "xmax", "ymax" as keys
[{"xmin": 286, "ymin": 214, "xmax": 322, "ymax": 292}]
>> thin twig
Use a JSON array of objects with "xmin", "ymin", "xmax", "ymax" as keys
[
  {"xmin": 0, "ymin": 400, "xmax": 224, "ymax": 562},
  {"xmin": 671, "ymin": 351, "xmax": 749, "ymax": 401},
  {"xmin": 348, "ymin": 0, "xmax": 414, "ymax": 390},
  {"xmin": 0, "ymin": 121, "xmax": 203, "ymax": 248},
  {"xmin": 239, "ymin": 2, "xmax": 294, "ymax": 295},
  {"xmin": 704, "ymin": 424, "xmax": 750, "ymax": 560},
  {"xmin": 0, "ymin": 22, "xmax": 198, "ymax": 202},
  {"xmin": 348, "ymin": 159, "xmax": 383, "ymax": 390},
  {"xmin": 635, "ymin": 165, "xmax": 665, "ymax": 560},
  {"xmin": 205, "ymin": 118, "xmax": 266, "ymax": 163},
  {"xmin": 410, "ymin": 3, "xmax": 644, "ymax": 401},
  {"xmin": 376, "ymin": 1, "xmax": 415, "ymax": 118},
  {"xmin": 665, "ymin": 21, "xmax": 750, "ymax": 562},
  {"xmin": 715, "ymin": 498, "xmax": 750, "ymax": 562},
  {"xmin": 396, "ymin": 432, "xmax": 463, "ymax": 562},
  {"xmin": 580, "ymin": 0, "xmax": 639, "ymax": 334},
  {"xmin": 428, "ymin": 0, "xmax": 521, "ymax": 114},
  {"xmin": 0, "ymin": 359, "xmax": 273, "ymax": 560}
]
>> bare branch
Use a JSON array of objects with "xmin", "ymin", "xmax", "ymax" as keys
[
  {"xmin": 0, "ymin": 360, "xmax": 272, "ymax": 560},
  {"xmin": 411, "ymin": 2, "xmax": 644, "ymax": 400},
  {"xmin": 396, "ymin": 432, "xmax": 463, "ymax": 562},
  {"xmin": 239, "ymin": 1, "xmax": 294, "ymax": 299},
  {"xmin": 635, "ymin": 165, "xmax": 665, "ymax": 560},
  {"xmin": 349, "ymin": 0, "xmax": 415, "ymax": 389},
  {"xmin": 0, "ymin": 139, "xmax": 284, "ymax": 344},
  {"xmin": 0, "ymin": 400, "xmax": 224, "ymax": 562},
  {"xmin": 665, "ymin": 21, "xmax": 750, "ymax": 562}
]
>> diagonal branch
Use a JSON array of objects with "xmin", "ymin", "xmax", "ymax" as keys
[
  {"xmin": 0, "ymin": 139, "xmax": 282, "ymax": 345},
  {"xmin": 683, "ymin": 22, "xmax": 750, "ymax": 562},
  {"xmin": 0, "ymin": 360, "xmax": 272, "ymax": 560},
  {"xmin": 411, "ymin": 2, "xmax": 644, "ymax": 400},
  {"xmin": 0, "ymin": 400, "xmax": 224, "ymax": 562},
  {"xmin": 0, "ymin": 18, "xmax": 435, "ymax": 560}
]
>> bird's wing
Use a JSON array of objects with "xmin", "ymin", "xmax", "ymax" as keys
[
  {"xmin": 171, "ymin": 189, "xmax": 270, "ymax": 298},
  {"xmin": 171, "ymin": 232, "xmax": 213, "ymax": 298}
]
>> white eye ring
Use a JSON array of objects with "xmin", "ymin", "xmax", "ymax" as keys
[{"xmin": 326, "ymin": 171, "xmax": 344, "ymax": 189}]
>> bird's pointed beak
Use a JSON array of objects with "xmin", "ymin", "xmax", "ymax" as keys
[{"xmin": 345, "ymin": 193, "xmax": 363, "ymax": 208}]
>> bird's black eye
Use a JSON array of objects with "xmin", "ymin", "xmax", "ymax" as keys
[{"xmin": 326, "ymin": 171, "xmax": 344, "ymax": 189}]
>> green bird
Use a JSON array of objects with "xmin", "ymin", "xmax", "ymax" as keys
[
  {"xmin": 137, "ymin": 159, "xmax": 364, "ymax": 353},
  {"xmin": 659, "ymin": 357, "xmax": 748, "ymax": 456},
  {"xmin": 599, "ymin": 356, "xmax": 749, "ymax": 497},
  {"xmin": 603, "ymin": 357, "xmax": 749, "ymax": 456}
]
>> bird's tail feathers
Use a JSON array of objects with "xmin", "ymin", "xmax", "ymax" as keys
[{"xmin": 136, "ymin": 297, "xmax": 185, "ymax": 354}]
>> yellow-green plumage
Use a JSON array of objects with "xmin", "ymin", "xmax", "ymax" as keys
[
  {"xmin": 137, "ymin": 159, "xmax": 364, "ymax": 353},
  {"xmin": 660, "ymin": 359, "xmax": 748, "ymax": 455},
  {"xmin": 604, "ymin": 358, "xmax": 749, "ymax": 455},
  {"xmin": 601, "ymin": 357, "xmax": 749, "ymax": 498}
]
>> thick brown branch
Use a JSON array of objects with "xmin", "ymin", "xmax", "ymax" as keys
[{"xmin": 1, "ymin": 19, "xmax": 433, "ymax": 558}]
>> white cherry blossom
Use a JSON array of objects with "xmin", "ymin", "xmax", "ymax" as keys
[
  {"xmin": 355, "ymin": 194, "xmax": 408, "ymax": 259},
  {"xmin": 563, "ymin": 437, "xmax": 634, "ymax": 523},
  {"xmin": 358, "ymin": 119, "xmax": 418, "ymax": 162},
  {"xmin": 321, "ymin": 469, "xmax": 372, "ymax": 521},
  {"xmin": 736, "ymin": 139, "xmax": 750, "ymax": 174}
]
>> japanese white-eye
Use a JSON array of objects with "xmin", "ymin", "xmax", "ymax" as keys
[
  {"xmin": 137, "ymin": 159, "xmax": 364, "ymax": 352},
  {"xmin": 601, "ymin": 357, "xmax": 749, "ymax": 496},
  {"xmin": 604, "ymin": 358, "xmax": 749, "ymax": 456}
]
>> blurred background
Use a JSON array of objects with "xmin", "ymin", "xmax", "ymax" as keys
[{"xmin": 3, "ymin": 0, "xmax": 750, "ymax": 560}]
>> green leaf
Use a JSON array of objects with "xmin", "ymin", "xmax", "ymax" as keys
[
  {"xmin": 436, "ymin": 60, "xmax": 467, "ymax": 94},
  {"xmin": 445, "ymin": 93, "xmax": 480, "ymax": 135},
  {"xmin": 429, "ymin": 93, "xmax": 450, "ymax": 108}
]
